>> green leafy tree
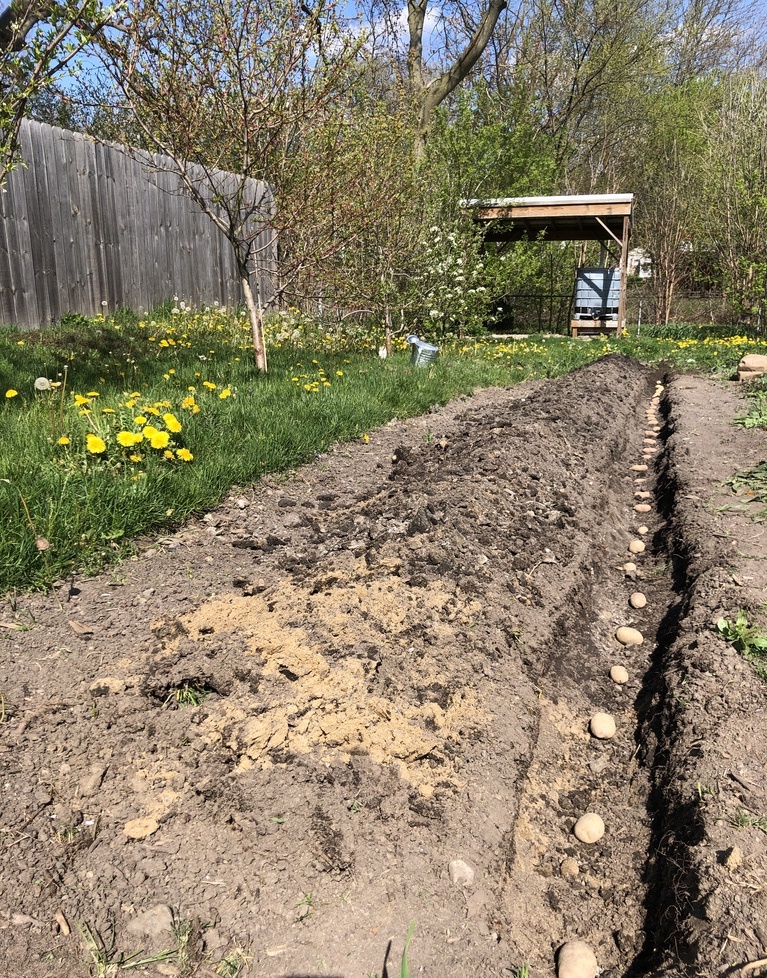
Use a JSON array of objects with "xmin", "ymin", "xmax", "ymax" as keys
[
  {"xmin": 701, "ymin": 71, "xmax": 767, "ymax": 324},
  {"xmin": 628, "ymin": 82, "xmax": 714, "ymax": 323}
]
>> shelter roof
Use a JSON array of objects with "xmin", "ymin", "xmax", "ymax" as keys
[{"xmin": 464, "ymin": 193, "xmax": 634, "ymax": 243}]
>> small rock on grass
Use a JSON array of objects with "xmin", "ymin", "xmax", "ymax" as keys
[
  {"xmin": 610, "ymin": 665, "xmax": 629, "ymax": 684},
  {"xmin": 573, "ymin": 813, "xmax": 605, "ymax": 844},
  {"xmin": 557, "ymin": 941, "xmax": 598, "ymax": 978},
  {"xmin": 448, "ymin": 859, "xmax": 475, "ymax": 886},
  {"xmin": 589, "ymin": 712, "xmax": 616, "ymax": 739}
]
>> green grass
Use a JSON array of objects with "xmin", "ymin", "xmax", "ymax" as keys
[
  {"xmin": 731, "ymin": 809, "xmax": 767, "ymax": 832},
  {"xmin": 717, "ymin": 611, "xmax": 767, "ymax": 680},
  {"xmin": 0, "ymin": 308, "xmax": 760, "ymax": 594}
]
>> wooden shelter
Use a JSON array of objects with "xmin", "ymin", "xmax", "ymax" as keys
[{"xmin": 465, "ymin": 193, "xmax": 634, "ymax": 336}]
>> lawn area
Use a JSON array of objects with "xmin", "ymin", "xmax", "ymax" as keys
[{"xmin": 1, "ymin": 307, "xmax": 764, "ymax": 593}]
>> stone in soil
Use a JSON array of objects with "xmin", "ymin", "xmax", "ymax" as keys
[
  {"xmin": 589, "ymin": 712, "xmax": 616, "ymax": 739},
  {"xmin": 616, "ymin": 625, "xmax": 643, "ymax": 646},
  {"xmin": 610, "ymin": 665, "xmax": 629, "ymax": 684},
  {"xmin": 557, "ymin": 941, "xmax": 598, "ymax": 978},
  {"xmin": 573, "ymin": 812, "xmax": 605, "ymax": 843}
]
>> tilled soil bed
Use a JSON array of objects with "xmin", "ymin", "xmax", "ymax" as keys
[{"xmin": 1, "ymin": 354, "xmax": 766, "ymax": 978}]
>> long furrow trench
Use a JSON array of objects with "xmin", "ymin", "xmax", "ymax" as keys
[{"xmin": 500, "ymin": 377, "xmax": 682, "ymax": 977}]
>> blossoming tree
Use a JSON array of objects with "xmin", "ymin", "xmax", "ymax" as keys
[{"xmin": 95, "ymin": 0, "xmax": 367, "ymax": 372}]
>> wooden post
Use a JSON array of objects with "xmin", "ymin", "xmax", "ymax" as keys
[{"xmin": 618, "ymin": 214, "xmax": 630, "ymax": 332}]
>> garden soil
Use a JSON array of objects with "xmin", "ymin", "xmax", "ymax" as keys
[{"xmin": 2, "ymin": 353, "xmax": 767, "ymax": 978}]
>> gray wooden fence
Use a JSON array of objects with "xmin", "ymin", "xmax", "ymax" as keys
[{"xmin": 0, "ymin": 119, "xmax": 274, "ymax": 329}]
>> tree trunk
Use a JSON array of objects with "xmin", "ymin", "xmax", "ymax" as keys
[
  {"xmin": 0, "ymin": 0, "xmax": 48, "ymax": 52},
  {"xmin": 241, "ymin": 271, "xmax": 268, "ymax": 373},
  {"xmin": 408, "ymin": 0, "xmax": 507, "ymax": 153}
]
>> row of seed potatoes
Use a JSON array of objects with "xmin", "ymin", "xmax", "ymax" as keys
[{"xmin": 555, "ymin": 381, "xmax": 664, "ymax": 978}]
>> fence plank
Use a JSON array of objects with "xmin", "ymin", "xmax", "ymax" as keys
[{"xmin": 0, "ymin": 120, "xmax": 274, "ymax": 328}]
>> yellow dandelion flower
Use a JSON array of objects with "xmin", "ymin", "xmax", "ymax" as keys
[
  {"xmin": 145, "ymin": 406, "xmax": 160, "ymax": 416},
  {"xmin": 129, "ymin": 453, "xmax": 143, "ymax": 463},
  {"xmin": 124, "ymin": 399, "xmax": 137, "ymax": 408},
  {"xmin": 101, "ymin": 408, "xmax": 115, "ymax": 415},
  {"xmin": 57, "ymin": 435, "xmax": 71, "ymax": 446},
  {"xmin": 86, "ymin": 391, "xmax": 100, "ymax": 398},
  {"xmin": 163, "ymin": 413, "xmax": 182, "ymax": 432},
  {"xmin": 150, "ymin": 430, "xmax": 170, "ymax": 449},
  {"xmin": 73, "ymin": 394, "xmax": 91, "ymax": 407},
  {"xmin": 218, "ymin": 389, "xmax": 232, "ymax": 399},
  {"xmin": 86, "ymin": 433, "xmax": 106, "ymax": 454},
  {"xmin": 203, "ymin": 381, "xmax": 216, "ymax": 390},
  {"xmin": 163, "ymin": 449, "xmax": 174, "ymax": 460},
  {"xmin": 176, "ymin": 448, "xmax": 193, "ymax": 462},
  {"xmin": 134, "ymin": 416, "xmax": 147, "ymax": 426},
  {"xmin": 336, "ymin": 370, "xmax": 344, "ymax": 377},
  {"xmin": 5, "ymin": 389, "xmax": 18, "ymax": 398},
  {"xmin": 117, "ymin": 431, "xmax": 141, "ymax": 447}
]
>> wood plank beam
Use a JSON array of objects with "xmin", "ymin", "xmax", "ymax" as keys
[{"xmin": 474, "ymin": 202, "xmax": 632, "ymax": 221}]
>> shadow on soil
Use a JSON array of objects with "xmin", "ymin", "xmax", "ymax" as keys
[{"xmin": 626, "ymin": 382, "xmax": 707, "ymax": 976}]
